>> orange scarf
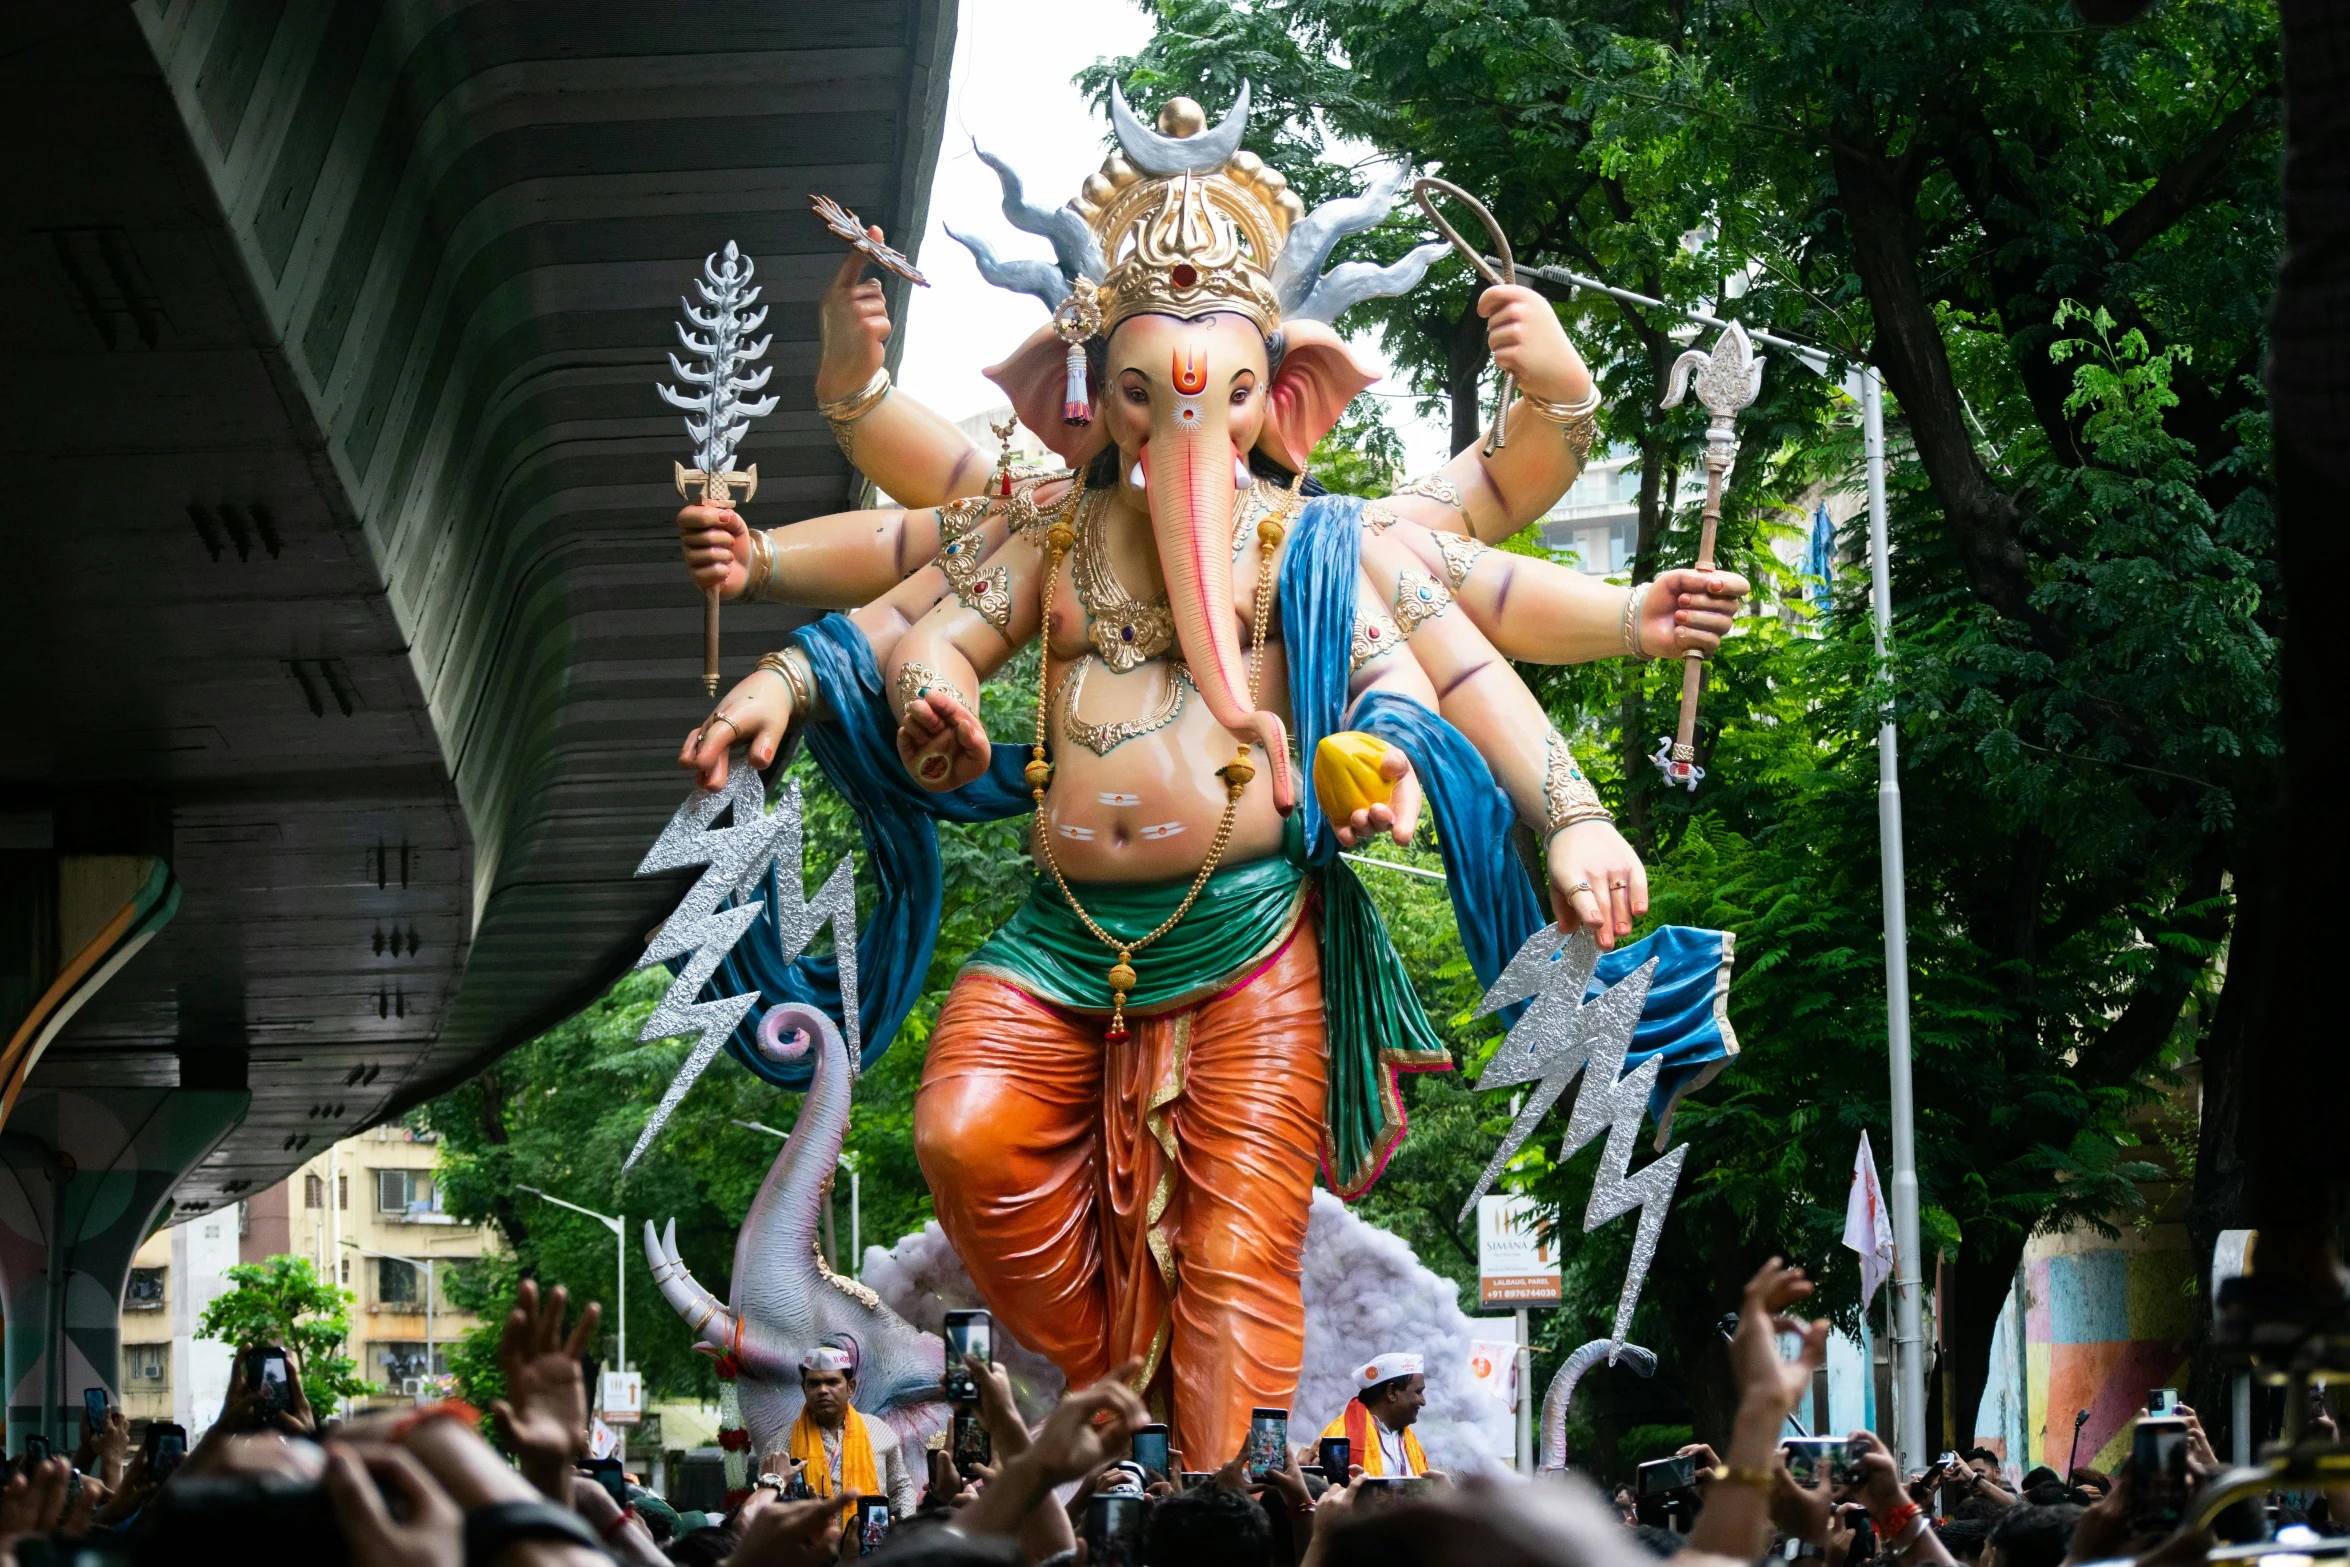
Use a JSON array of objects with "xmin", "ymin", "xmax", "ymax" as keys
[
  {"xmin": 1323, "ymin": 1398, "xmax": 1428, "ymax": 1477},
  {"xmin": 788, "ymin": 1404, "xmax": 879, "ymax": 1501}
]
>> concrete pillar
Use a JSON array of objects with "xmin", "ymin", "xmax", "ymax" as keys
[{"xmin": 0, "ymin": 1087, "xmax": 246, "ymax": 1452}]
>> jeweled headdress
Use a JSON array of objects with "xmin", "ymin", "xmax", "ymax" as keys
[
  {"xmin": 951, "ymin": 83, "xmax": 1447, "ymax": 340},
  {"xmin": 951, "ymin": 83, "xmax": 1448, "ymax": 465}
]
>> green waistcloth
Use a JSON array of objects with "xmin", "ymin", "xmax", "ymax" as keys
[{"xmin": 964, "ymin": 849, "xmax": 1311, "ymax": 1015}]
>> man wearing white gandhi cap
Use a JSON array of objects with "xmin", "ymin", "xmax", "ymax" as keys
[
  {"xmin": 766, "ymin": 1344, "xmax": 916, "ymax": 1518},
  {"xmin": 1319, "ymin": 1350, "xmax": 1431, "ymax": 1477}
]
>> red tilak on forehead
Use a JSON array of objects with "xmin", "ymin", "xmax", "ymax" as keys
[{"xmin": 1171, "ymin": 344, "xmax": 1207, "ymax": 395}]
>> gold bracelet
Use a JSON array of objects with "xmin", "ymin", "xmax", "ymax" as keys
[
  {"xmin": 816, "ymin": 366, "xmax": 891, "ymax": 424},
  {"xmin": 895, "ymin": 660, "xmax": 969, "ymax": 713},
  {"xmin": 753, "ymin": 648, "xmax": 814, "ymax": 718},
  {"xmin": 1543, "ymin": 729, "xmax": 1613, "ymax": 836},
  {"xmin": 1519, "ymin": 383, "xmax": 1601, "ymax": 465},
  {"xmin": 742, "ymin": 527, "xmax": 777, "ymax": 603},
  {"xmin": 1620, "ymin": 582, "xmax": 1646, "ymax": 659},
  {"xmin": 1710, "ymin": 1465, "xmax": 1776, "ymax": 1491}
]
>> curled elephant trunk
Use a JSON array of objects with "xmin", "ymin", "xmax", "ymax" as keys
[{"xmin": 1145, "ymin": 436, "xmax": 1295, "ymax": 811}]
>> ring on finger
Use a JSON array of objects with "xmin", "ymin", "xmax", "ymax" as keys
[
  {"xmin": 703, "ymin": 712, "xmax": 740, "ymax": 740},
  {"xmin": 1566, "ymin": 879, "xmax": 1593, "ymax": 896}
]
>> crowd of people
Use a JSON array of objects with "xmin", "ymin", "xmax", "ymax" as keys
[{"xmin": 0, "ymin": 1262, "xmax": 2319, "ymax": 1565}]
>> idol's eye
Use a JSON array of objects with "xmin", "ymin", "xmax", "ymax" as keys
[
  {"xmin": 1229, "ymin": 383, "xmax": 1252, "ymax": 406},
  {"xmin": 1122, "ymin": 382, "xmax": 1150, "ymax": 406}
]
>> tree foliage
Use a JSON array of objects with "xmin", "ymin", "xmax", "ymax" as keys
[{"xmin": 194, "ymin": 1255, "xmax": 375, "ymax": 1417}]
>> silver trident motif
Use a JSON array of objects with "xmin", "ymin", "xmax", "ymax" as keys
[
  {"xmin": 659, "ymin": 241, "xmax": 779, "ymax": 696},
  {"xmin": 1653, "ymin": 321, "xmax": 1764, "ymax": 791}
]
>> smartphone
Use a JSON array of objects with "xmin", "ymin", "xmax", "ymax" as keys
[
  {"xmin": 2148, "ymin": 1388, "xmax": 2179, "ymax": 1415},
  {"xmin": 1084, "ymin": 1491, "xmax": 1147, "ymax": 1567},
  {"xmin": 951, "ymin": 1405, "xmax": 992, "ymax": 1479},
  {"xmin": 2130, "ymin": 1416, "xmax": 2190, "ymax": 1531},
  {"xmin": 1842, "ymin": 1506, "xmax": 1876, "ymax": 1561},
  {"xmin": 1180, "ymin": 1471, "xmax": 1212, "ymax": 1489},
  {"xmin": 21, "ymin": 1436, "xmax": 50, "ymax": 1465},
  {"xmin": 1132, "ymin": 1423, "xmax": 1170, "ymax": 1483},
  {"xmin": 142, "ymin": 1421, "xmax": 187, "ymax": 1482},
  {"xmin": 855, "ymin": 1496, "xmax": 890, "ymax": 1551},
  {"xmin": 1639, "ymin": 1454, "xmax": 1699, "ymax": 1497},
  {"xmin": 1318, "ymin": 1435, "xmax": 1352, "ymax": 1486},
  {"xmin": 584, "ymin": 1456, "xmax": 628, "ymax": 1508},
  {"xmin": 247, "ymin": 1346, "xmax": 291, "ymax": 1420},
  {"xmin": 1355, "ymin": 1476, "xmax": 1405, "ymax": 1506},
  {"xmin": 1244, "ymin": 1407, "xmax": 1288, "ymax": 1481},
  {"xmin": 942, "ymin": 1309, "xmax": 992, "ymax": 1403},
  {"xmin": 1784, "ymin": 1437, "xmax": 1859, "ymax": 1487},
  {"xmin": 82, "ymin": 1388, "xmax": 107, "ymax": 1431}
]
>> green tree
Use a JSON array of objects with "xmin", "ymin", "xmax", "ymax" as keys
[{"xmin": 194, "ymin": 1255, "xmax": 375, "ymax": 1417}]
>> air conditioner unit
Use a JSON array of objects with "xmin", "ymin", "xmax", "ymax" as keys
[
  {"xmin": 400, "ymin": 1378, "xmax": 424, "ymax": 1397},
  {"xmin": 139, "ymin": 1365, "xmax": 162, "ymax": 1380}
]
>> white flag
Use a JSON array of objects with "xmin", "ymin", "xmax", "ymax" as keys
[
  {"xmin": 1842, "ymin": 1130, "xmax": 1895, "ymax": 1309},
  {"xmin": 587, "ymin": 1415, "xmax": 619, "ymax": 1460},
  {"xmin": 1464, "ymin": 1339, "xmax": 1517, "ymax": 1405}
]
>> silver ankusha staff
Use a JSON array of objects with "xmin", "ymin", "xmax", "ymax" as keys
[
  {"xmin": 1653, "ymin": 320, "xmax": 1764, "ymax": 791},
  {"xmin": 658, "ymin": 241, "xmax": 778, "ymax": 698}
]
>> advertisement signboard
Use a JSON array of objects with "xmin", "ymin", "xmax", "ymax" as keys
[{"xmin": 1477, "ymin": 1195, "xmax": 1562, "ymax": 1309}]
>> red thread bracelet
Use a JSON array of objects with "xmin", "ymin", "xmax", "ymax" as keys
[
  {"xmin": 601, "ymin": 1506, "xmax": 639, "ymax": 1541},
  {"xmin": 1873, "ymin": 1501, "xmax": 1923, "ymax": 1537}
]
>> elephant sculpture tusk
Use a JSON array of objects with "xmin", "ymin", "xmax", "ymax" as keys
[{"xmin": 1540, "ymin": 1338, "xmax": 1658, "ymax": 1471}]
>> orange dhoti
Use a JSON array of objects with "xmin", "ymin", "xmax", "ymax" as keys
[{"xmin": 912, "ymin": 917, "xmax": 1326, "ymax": 1464}]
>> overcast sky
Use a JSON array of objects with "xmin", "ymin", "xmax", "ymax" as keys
[{"xmin": 893, "ymin": 0, "xmax": 1455, "ymax": 476}]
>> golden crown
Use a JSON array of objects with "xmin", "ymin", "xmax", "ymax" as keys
[{"xmin": 947, "ymin": 83, "xmax": 1449, "ymax": 343}]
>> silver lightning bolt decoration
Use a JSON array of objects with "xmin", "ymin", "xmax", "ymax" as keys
[
  {"xmin": 1458, "ymin": 928, "xmax": 1689, "ymax": 1348},
  {"xmin": 623, "ymin": 772, "xmax": 860, "ymax": 1171},
  {"xmin": 656, "ymin": 240, "xmax": 780, "ymax": 696}
]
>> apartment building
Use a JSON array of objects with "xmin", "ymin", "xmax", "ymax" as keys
[{"xmin": 115, "ymin": 1123, "xmax": 496, "ymax": 1434}]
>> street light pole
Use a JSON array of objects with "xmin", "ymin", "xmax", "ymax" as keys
[{"xmin": 517, "ymin": 1186, "xmax": 625, "ymax": 1384}]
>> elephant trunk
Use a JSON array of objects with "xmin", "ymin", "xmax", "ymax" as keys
[{"xmin": 1145, "ymin": 436, "xmax": 1295, "ymax": 811}]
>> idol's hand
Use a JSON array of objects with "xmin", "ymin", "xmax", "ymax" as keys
[
  {"xmin": 1635, "ymin": 569, "xmax": 1751, "ymax": 659},
  {"xmin": 896, "ymin": 690, "xmax": 989, "ymax": 793},
  {"xmin": 680, "ymin": 670, "xmax": 795, "ymax": 791},
  {"xmin": 1331, "ymin": 747, "xmax": 1423, "ymax": 850},
  {"xmin": 678, "ymin": 504, "xmax": 750, "ymax": 600},
  {"xmin": 1480, "ymin": 283, "xmax": 1591, "ymax": 408},
  {"xmin": 1547, "ymin": 819, "xmax": 1648, "ymax": 950},
  {"xmin": 815, "ymin": 228, "xmax": 893, "ymax": 404}
]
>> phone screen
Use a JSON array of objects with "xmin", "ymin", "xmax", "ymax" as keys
[
  {"xmin": 1132, "ymin": 1424, "xmax": 1170, "ymax": 1482},
  {"xmin": 1244, "ymin": 1408, "xmax": 1288, "ymax": 1480},
  {"xmin": 1084, "ymin": 1492, "xmax": 1146, "ymax": 1567},
  {"xmin": 1180, "ymin": 1471, "xmax": 1212, "ymax": 1489},
  {"xmin": 1783, "ymin": 1438, "xmax": 1849, "ymax": 1487},
  {"xmin": 586, "ymin": 1457, "xmax": 627, "ymax": 1507},
  {"xmin": 2147, "ymin": 1388, "xmax": 2178, "ymax": 1415},
  {"xmin": 250, "ymin": 1348, "xmax": 290, "ymax": 1416},
  {"xmin": 857, "ymin": 1497, "xmax": 891, "ymax": 1551},
  {"xmin": 951, "ymin": 1405, "xmax": 992, "ymax": 1478},
  {"xmin": 2130, "ymin": 1417, "xmax": 2189, "ymax": 1530},
  {"xmin": 1639, "ymin": 1454, "xmax": 1698, "ymax": 1496},
  {"xmin": 1318, "ymin": 1436, "xmax": 1352, "ymax": 1486},
  {"xmin": 82, "ymin": 1388, "xmax": 107, "ymax": 1430},
  {"xmin": 21, "ymin": 1437, "xmax": 50, "ymax": 1464},
  {"xmin": 151, "ymin": 1427, "xmax": 186, "ymax": 1480},
  {"xmin": 942, "ymin": 1310, "xmax": 991, "ymax": 1402}
]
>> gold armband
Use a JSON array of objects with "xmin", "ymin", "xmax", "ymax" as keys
[
  {"xmin": 1620, "ymin": 582, "xmax": 1647, "ymax": 659},
  {"xmin": 896, "ymin": 660, "xmax": 969, "ymax": 713},
  {"xmin": 1520, "ymin": 383, "xmax": 1601, "ymax": 466},
  {"xmin": 1543, "ymin": 729, "xmax": 1613, "ymax": 837}
]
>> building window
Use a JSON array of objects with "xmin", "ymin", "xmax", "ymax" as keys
[
  {"xmin": 305, "ymin": 1173, "xmax": 324, "ymax": 1209},
  {"xmin": 340, "ymin": 1257, "xmax": 350, "ymax": 1284},
  {"xmin": 339, "ymin": 1173, "xmax": 348, "ymax": 1210},
  {"xmin": 124, "ymin": 1269, "xmax": 166, "ymax": 1311},
  {"xmin": 125, "ymin": 1344, "xmax": 169, "ymax": 1386},
  {"xmin": 375, "ymin": 1169, "xmax": 437, "ymax": 1217},
  {"xmin": 377, "ymin": 1257, "xmax": 420, "ymax": 1306}
]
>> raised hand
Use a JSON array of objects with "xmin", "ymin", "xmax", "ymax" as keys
[
  {"xmin": 1548, "ymin": 818, "xmax": 1649, "ymax": 950},
  {"xmin": 323, "ymin": 1444, "xmax": 463, "ymax": 1567},
  {"xmin": 896, "ymin": 689, "xmax": 991, "ymax": 792},
  {"xmin": 815, "ymin": 231, "xmax": 894, "ymax": 406},
  {"xmin": 1727, "ymin": 1258, "xmax": 1830, "ymax": 1430},
  {"xmin": 489, "ymin": 1277, "xmax": 600, "ymax": 1500},
  {"xmin": 724, "ymin": 1492, "xmax": 851, "ymax": 1567},
  {"xmin": 1478, "ymin": 284, "xmax": 1591, "ymax": 408},
  {"xmin": 1025, "ymin": 1365, "xmax": 1150, "ymax": 1487},
  {"xmin": 1331, "ymin": 746, "xmax": 1423, "ymax": 850},
  {"xmin": 1634, "ymin": 569, "xmax": 1751, "ymax": 659}
]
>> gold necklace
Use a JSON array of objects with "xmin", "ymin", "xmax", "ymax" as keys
[
  {"xmin": 1073, "ymin": 500, "xmax": 1176, "ymax": 671},
  {"xmin": 1026, "ymin": 474, "xmax": 1306, "ymax": 1040},
  {"xmin": 1059, "ymin": 654, "xmax": 1191, "ymax": 756}
]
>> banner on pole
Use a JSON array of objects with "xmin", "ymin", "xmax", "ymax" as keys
[{"xmin": 1477, "ymin": 1195, "xmax": 1562, "ymax": 1309}]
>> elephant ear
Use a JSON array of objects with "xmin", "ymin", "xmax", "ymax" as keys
[
  {"xmin": 983, "ymin": 324, "xmax": 1112, "ymax": 470},
  {"xmin": 1257, "ymin": 319, "xmax": 1379, "ymax": 472}
]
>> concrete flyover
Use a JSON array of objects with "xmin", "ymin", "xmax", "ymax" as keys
[{"xmin": 0, "ymin": 0, "xmax": 954, "ymax": 1447}]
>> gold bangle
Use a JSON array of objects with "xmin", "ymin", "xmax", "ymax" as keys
[
  {"xmin": 1621, "ymin": 583, "xmax": 1646, "ymax": 659},
  {"xmin": 896, "ymin": 660, "xmax": 969, "ymax": 713},
  {"xmin": 817, "ymin": 366, "xmax": 891, "ymax": 424},
  {"xmin": 1542, "ymin": 730, "xmax": 1612, "ymax": 836},
  {"xmin": 1519, "ymin": 383, "xmax": 1600, "ymax": 465},
  {"xmin": 753, "ymin": 649, "xmax": 814, "ymax": 718},
  {"xmin": 1710, "ymin": 1465, "xmax": 1776, "ymax": 1491},
  {"xmin": 742, "ymin": 527, "xmax": 777, "ymax": 603}
]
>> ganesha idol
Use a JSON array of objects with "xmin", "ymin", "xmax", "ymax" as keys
[{"xmin": 672, "ymin": 86, "xmax": 1749, "ymax": 1461}]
